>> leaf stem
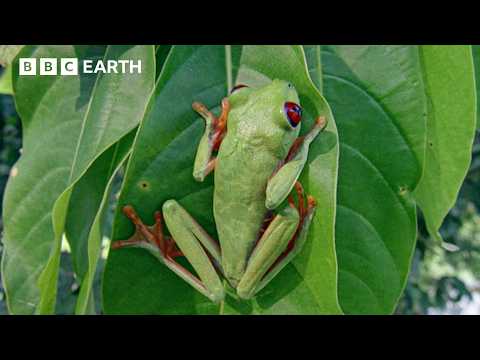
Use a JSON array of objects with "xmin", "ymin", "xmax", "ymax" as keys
[
  {"xmin": 225, "ymin": 45, "xmax": 233, "ymax": 93},
  {"xmin": 316, "ymin": 45, "xmax": 323, "ymax": 94}
]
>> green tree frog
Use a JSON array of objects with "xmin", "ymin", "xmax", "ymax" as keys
[{"xmin": 112, "ymin": 79, "xmax": 326, "ymax": 303}]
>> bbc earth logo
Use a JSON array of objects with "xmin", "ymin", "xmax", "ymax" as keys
[{"xmin": 18, "ymin": 58, "xmax": 142, "ymax": 76}]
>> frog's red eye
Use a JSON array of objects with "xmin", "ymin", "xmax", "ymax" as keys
[
  {"xmin": 284, "ymin": 102, "xmax": 302, "ymax": 127},
  {"xmin": 230, "ymin": 84, "xmax": 248, "ymax": 94}
]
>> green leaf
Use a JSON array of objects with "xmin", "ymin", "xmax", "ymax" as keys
[
  {"xmin": 303, "ymin": 45, "xmax": 323, "ymax": 92},
  {"xmin": 155, "ymin": 45, "xmax": 172, "ymax": 80},
  {"xmin": 414, "ymin": 45, "xmax": 477, "ymax": 241},
  {"xmin": 0, "ymin": 45, "xmax": 23, "ymax": 66},
  {"xmin": 322, "ymin": 45, "xmax": 427, "ymax": 314},
  {"xmin": 0, "ymin": 65, "xmax": 13, "ymax": 95},
  {"xmin": 103, "ymin": 45, "xmax": 342, "ymax": 314},
  {"xmin": 1, "ymin": 45, "xmax": 155, "ymax": 314},
  {"xmin": 68, "ymin": 46, "xmax": 173, "ymax": 315},
  {"xmin": 224, "ymin": 46, "xmax": 340, "ymax": 314},
  {"xmin": 65, "ymin": 133, "xmax": 134, "ymax": 314}
]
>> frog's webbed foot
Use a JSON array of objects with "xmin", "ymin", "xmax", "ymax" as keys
[
  {"xmin": 192, "ymin": 98, "xmax": 229, "ymax": 151},
  {"xmin": 192, "ymin": 98, "xmax": 230, "ymax": 182},
  {"xmin": 237, "ymin": 181, "xmax": 316, "ymax": 300},
  {"xmin": 111, "ymin": 206, "xmax": 182, "ymax": 259},
  {"xmin": 282, "ymin": 181, "xmax": 316, "ymax": 262},
  {"xmin": 285, "ymin": 116, "xmax": 327, "ymax": 162},
  {"xmin": 112, "ymin": 203, "xmax": 225, "ymax": 303}
]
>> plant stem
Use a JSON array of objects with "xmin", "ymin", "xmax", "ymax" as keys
[{"xmin": 225, "ymin": 45, "xmax": 233, "ymax": 93}]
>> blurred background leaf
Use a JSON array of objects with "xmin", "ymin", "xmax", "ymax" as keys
[
  {"xmin": 0, "ymin": 66, "xmax": 13, "ymax": 95},
  {"xmin": 0, "ymin": 46, "xmax": 23, "ymax": 66},
  {"xmin": 397, "ymin": 131, "xmax": 480, "ymax": 314}
]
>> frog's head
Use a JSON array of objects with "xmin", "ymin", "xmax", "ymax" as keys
[
  {"xmin": 227, "ymin": 79, "xmax": 303, "ymax": 155},
  {"xmin": 228, "ymin": 79, "xmax": 303, "ymax": 146}
]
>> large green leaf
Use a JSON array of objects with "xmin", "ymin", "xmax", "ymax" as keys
[
  {"xmin": 223, "ymin": 46, "xmax": 340, "ymax": 314},
  {"xmin": 414, "ymin": 46, "xmax": 476, "ymax": 242},
  {"xmin": 67, "ymin": 46, "xmax": 172, "ymax": 314},
  {"xmin": 322, "ymin": 45, "xmax": 427, "ymax": 314},
  {"xmin": 1, "ymin": 45, "xmax": 155, "ymax": 314},
  {"xmin": 303, "ymin": 45, "xmax": 322, "ymax": 92},
  {"xmin": 103, "ymin": 45, "xmax": 341, "ymax": 314}
]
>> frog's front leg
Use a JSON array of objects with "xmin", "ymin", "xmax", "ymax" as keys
[
  {"xmin": 265, "ymin": 116, "xmax": 327, "ymax": 209},
  {"xmin": 237, "ymin": 182, "xmax": 316, "ymax": 299},
  {"xmin": 192, "ymin": 98, "xmax": 229, "ymax": 182},
  {"xmin": 112, "ymin": 202, "xmax": 225, "ymax": 303}
]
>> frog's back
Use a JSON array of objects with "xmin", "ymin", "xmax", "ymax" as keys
[
  {"xmin": 212, "ymin": 79, "xmax": 301, "ymax": 286},
  {"xmin": 213, "ymin": 112, "xmax": 289, "ymax": 286}
]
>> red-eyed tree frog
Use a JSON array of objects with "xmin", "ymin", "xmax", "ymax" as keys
[{"xmin": 112, "ymin": 79, "xmax": 326, "ymax": 303}]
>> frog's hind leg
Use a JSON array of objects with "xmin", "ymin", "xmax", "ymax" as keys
[
  {"xmin": 259, "ymin": 183, "xmax": 316, "ymax": 292},
  {"xmin": 192, "ymin": 98, "xmax": 230, "ymax": 182},
  {"xmin": 237, "ymin": 182, "xmax": 316, "ymax": 300},
  {"xmin": 112, "ymin": 203, "xmax": 225, "ymax": 303},
  {"xmin": 161, "ymin": 200, "xmax": 225, "ymax": 303}
]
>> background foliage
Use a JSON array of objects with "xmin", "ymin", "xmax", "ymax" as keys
[{"xmin": 397, "ymin": 131, "xmax": 480, "ymax": 314}]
